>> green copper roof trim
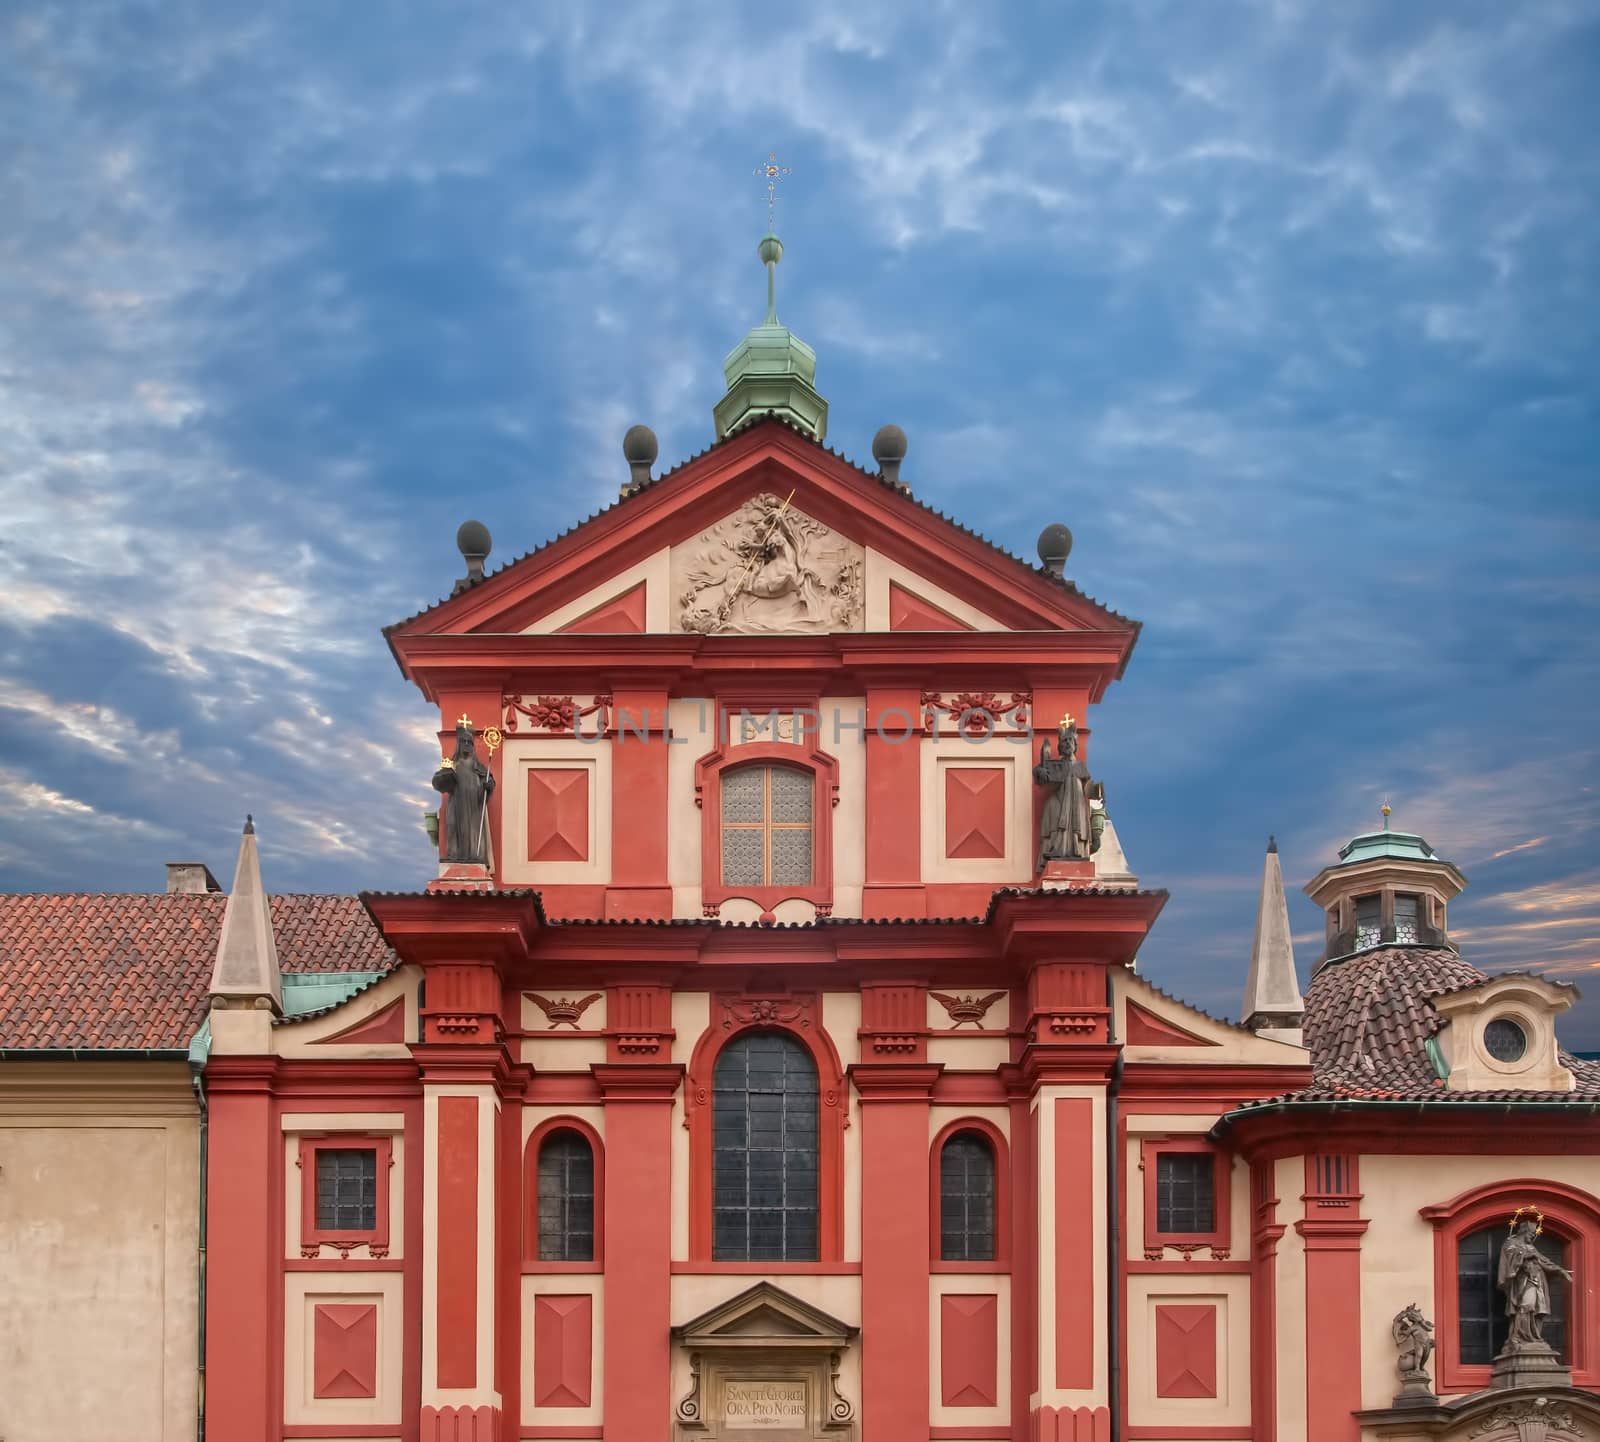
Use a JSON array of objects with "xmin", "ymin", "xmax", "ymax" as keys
[
  {"xmin": 1336, "ymin": 829, "xmax": 1440, "ymax": 865},
  {"xmin": 187, "ymin": 969, "xmax": 391, "ymax": 1064},
  {"xmin": 714, "ymin": 232, "xmax": 828, "ymax": 442},
  {"xmin": 1425, "ymin": 1035, "xmax": 1449, "ymax": 1081}
]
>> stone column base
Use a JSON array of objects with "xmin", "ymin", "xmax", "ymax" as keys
[{"xmin": 1489, "ymin": 1341, "xmax": 1572, "ymax": 1390}]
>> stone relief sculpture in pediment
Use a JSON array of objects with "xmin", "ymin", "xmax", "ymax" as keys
[{"xmin": 673, "ymin": 493, "xmax": 864, "ymax": 635}]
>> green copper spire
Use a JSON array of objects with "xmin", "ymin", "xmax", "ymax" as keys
[{"xmin": 713, "ymin": 229, "xmax": 829, "ymax": 442}]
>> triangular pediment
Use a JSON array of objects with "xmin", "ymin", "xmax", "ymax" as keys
[
  {"xmin": 387, "ymin": 418, "xmax": 1136, "ymax": 646},
  {"xmin": 674, "ymin": 1282, "xmax": 856, "ymax": 1348},
  {"xmin": 1116, "ymin": 972, "xmax": 1309, "ymax": 1063}
]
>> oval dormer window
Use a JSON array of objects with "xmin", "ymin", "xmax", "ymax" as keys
[{"xmin": 1483, "ymin": 1017, "xmax": 1527, "ymax": 1064}]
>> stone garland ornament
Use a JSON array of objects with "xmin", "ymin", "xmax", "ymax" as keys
[
  {"xmin": 1467, "ymin": 1398, "xmax": 1583, "ymax": 1438},
  {"xmin": 432, "ymin": 717, "xmax": 496, "ymax": 866},
  {"xmin": 503, "ymin": 693, "xmax": 612, "ymax": 737},
  {"xmin": 921, "ymin": 689, "xmax": 1032, "ymax": 736},
  {"xmin": 674, "ymin": 492, "xmax": 864, "ymax": 635}
]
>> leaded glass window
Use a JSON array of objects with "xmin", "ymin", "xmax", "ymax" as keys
[
  {"xmin": 315, "ymin": 1147, "xmax": 377, "ymax": 1232},
  {"xmin": 712, "ymin": 1031, "xmax": 819, "ymax": 1261},
  {"xmin": 720, "ymin": 765, "xmax": 814, "ymax": 887},
  {"xmin": 940, "ymin": 1131, "xmax": 996, "ymax": 1261},
  {"xmin": 1458, "ymin": 1224, "xmax": 1569, "ymax": 1365},
  {"xmin": 1394, "ymin": 893, "xmax": 1421, "ymax": 943},
  {"xmin": 537, "ymin": 1131, "xmax": 595, "ymax": 1262},
  {"xmin": 1354, "ymin": 894, "xmax": 1381, "ymax": 950},
  {"xmin": 1155, "ymin": 1152, "xmax": 1215, "ymax": 1235}
]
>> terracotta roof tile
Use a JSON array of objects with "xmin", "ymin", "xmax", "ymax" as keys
[
  {"xmin": 1289, "ymin": 944, "xmax": 1600, "ymax": 1103},
  {"xmin": 0, "ymin": 894, "xmax": 394, "ymax": 1052}
]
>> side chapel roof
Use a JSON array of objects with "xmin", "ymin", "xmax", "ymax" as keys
[
  {"xmin": 1271, "ymin": 944, "xmax": 1600, "ymax": 1105},
  {"xmin": 0, "ymin": 893, "xmax": 394, "ymax": 1052}
]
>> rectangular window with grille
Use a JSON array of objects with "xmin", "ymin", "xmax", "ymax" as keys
[
  {"xmin": 720, "ymin": 765, "xmax": 814, "ymax": 887},
  {"xmin": 1354, "ymin": 894, "xmax": 1381, "ymax": 950},
  {"xmin": 315, "ymin": 1147, "xmax": 378, "ymax": 1232},
  {"xmin": 1394, "ymin": 893, "xmax": 1420, "ymax": 943},
  {"xmin": 1156, "ymin": 1152, "xmax": 1216, "ymax": 1235}
]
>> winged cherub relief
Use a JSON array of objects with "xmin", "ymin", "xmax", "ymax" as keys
[{"xmin": 673, "ymin": 492, "xmax": 864, "ymax": 634}]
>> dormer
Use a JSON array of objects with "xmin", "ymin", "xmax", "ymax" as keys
[
  {"xmin": 1304, "ymin": 808, "xmax": 1467, "ymax": 971},
  {"xmin": 1431, "ymin": 973, "xmax": 1578, "ymax": 1093}
]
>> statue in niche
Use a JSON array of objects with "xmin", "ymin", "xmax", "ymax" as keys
[
  {"xmin": 432, "ymin": 721, "xmax": 495, "ymax": 865},
  {"xmin": 1390, "ymin": 1304, "xmax": 1435, "ymax": 1402},
  {"xmin": 1034, "ymin": 718, "xmax": 1100, "ymax": 866},
  {"xmin": 675, "ymin": 493, "xmax": 863, "ymax": 635},
  {"xmin": 1499, "ymin": 1214, "xmax": 1572, "ymax": 1350}
]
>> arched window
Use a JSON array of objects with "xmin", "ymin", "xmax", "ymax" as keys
[
  {"xmin": 536, "ymin": 1130, "xmax": 595, "ymax": 1262},
  {"xmin": 1457, "ymin": 1222, "xmax": 1570, "ymax": 1365},
  {"xmin": 1421, "ymin": 1178, "xmax": 1599, "ymax": 1391},
  {"xmin": 712, "ymin": 1031, "xmax": 819, "ymax": 1261},
  {"xmin": 939, "ymin": 1130, "xmax": 996, "ymax": 1262},
  {"xmin": 721, "ymin": 764, "xmax": 814, "ymax": 887}
]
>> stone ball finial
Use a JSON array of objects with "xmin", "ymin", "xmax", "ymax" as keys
[
  {"xmin": 1037, "ymin": 522, "xmax": 1073, "ymax": 576},
  {"xmin": 622, "ymin": 424, "xmax": 658, "ymax": 496},
  {"xmin": 456, "ymin": 519, "xmax": 491, "ymax": 563},
  {"xmin": 454, "ymin": 519, "xmax": 491, "ymax": 591},
  {"xmin": 873, "ymin": 424, "xmax": 909, "ymax": 491}
]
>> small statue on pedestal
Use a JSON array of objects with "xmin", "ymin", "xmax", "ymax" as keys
[
  {"xmin": 432, "ymin": 719, "xmax": 496, "ymax": 866},
  {"xmin": 1490, "ymin": 1209, "xmax": 1575, "ymax": 1389},
  {"xmin": 1034, "ymin": 717, "xmax": 1100, "ymax": 868},
  {"xmin": 1390, "ymin": 1304, "xmax": 1436, "ymax": 1405}
]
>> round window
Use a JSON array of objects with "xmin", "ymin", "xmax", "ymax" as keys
[{"xmin": 1483, "ymin": 1017, "xmax": 1528, "ymax": 1063}]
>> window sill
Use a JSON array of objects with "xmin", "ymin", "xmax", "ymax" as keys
[
  {"xmin": 672, "ymin": 1261, "xmax": 861, "ymax": 1275},
  {"xmin": 931, "ymin": 1260, "xmax": 1008, "ymax": 1274},
  {"xmin": 521, "ymin": 1260, "xmax": 604, "ymax": 1274}
]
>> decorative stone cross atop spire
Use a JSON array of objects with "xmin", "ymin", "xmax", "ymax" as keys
[{"xmin": 754, "ymin": 150, "xmax": 792, "ymax": 230}]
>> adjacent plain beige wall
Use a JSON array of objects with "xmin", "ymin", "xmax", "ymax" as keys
[{"xmin": 0, "ymin": 1063, "xmax": 199, "ymax": 1442}]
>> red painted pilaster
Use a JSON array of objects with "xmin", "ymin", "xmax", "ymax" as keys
[
  {"xmin": 1297, "ymin": 1154, "xmax": 1367, "ymax": 1442},
  {"xmin": 204, "ymin": 1057, "xmax": 277, "ymax": 1442},
  {"xmin": 862, "ymin": 686, "xmax": 923, "ymax": 918},
  {"xmin": 1250, "ymin": 1160, "xmax": 1284, "ymax": 1442},
  {"xmin": 853, "ymin": 1061, "xmax": 941, "ymax": 1441},
  {"xmin": 597, "ymin": 1062, "xmax": 682, "ymax": 1442},
  {"xmin": 608, "ymin": 688, "xmax": 672, "ymax": 918}
]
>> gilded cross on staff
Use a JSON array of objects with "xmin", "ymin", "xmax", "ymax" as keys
[{"xmin": 754, "ymin": 151, "xmax": 792, "ymax": 229}]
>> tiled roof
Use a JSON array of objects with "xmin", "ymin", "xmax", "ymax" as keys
[
  {"xmin": 385, "ymin": 412, "xmax": 1140, "ymax": 639},
  {"xmin": 1282, "ymin": 944, "xmax": 1600, "ymax": 1104},
  {"xmin": 0, "ymin": 894, "xmax": 394, "ymax": 1053}
]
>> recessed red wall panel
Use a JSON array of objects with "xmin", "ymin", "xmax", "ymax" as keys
[
  {"xmin": 532, "ymin": 1292, "xmax": 593, "ymax": 1407},
  {"xmin": 436, "ymin": 1095, "xmax": 478, "ymax": 1389},
  {"xmin": 1055, "ymin": 1097, "xmax": 1095, "ymax": 1390},
  {"xmin": 555, "ymin": 580, "xmax": 647, "ymax": 634},
  {"xmin": 1155, "ymin": 1303, "xmax": 1218, "ymax": 1398},
  {"xmin": 945, "ymin": 766, "xmax": 1006, "ymax": 859},
  {"xmin": 527, "ymin": 768, "xmax": 589, "ymax": 863},
  {"xmin": 888, "ymin": 579, "xmax": 974, "ymax": 631},
  {"xmin": 313, "ymin": 1301, "xmax": 378, "ymax": 1399},
  {"xmin": 940, "ymin": 1292, "xmax": 999, "ymax": 1406}
]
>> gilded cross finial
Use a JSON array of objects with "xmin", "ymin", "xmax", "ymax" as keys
[
  {"xmin": 457, "ymin": 713, "xmax": 473, "ymax": 728},
  {"xmin": 754, "ymin": 151, "xmax": 792, "ymax": 230}
]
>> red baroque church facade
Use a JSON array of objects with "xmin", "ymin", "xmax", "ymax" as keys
[{"xmin": 187, "ymin": 403, "xmax": 1600, "ymax": 1437}]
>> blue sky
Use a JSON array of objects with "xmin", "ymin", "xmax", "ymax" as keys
[{"xmin": 3, "ymin": 0, "xmax": 1597, "ymax": 1042}]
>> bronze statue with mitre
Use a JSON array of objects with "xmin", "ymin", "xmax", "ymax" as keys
[
  {"xmin": 432, "ymin": 717, "xmax": 496, "ymax": 865},
  {"xmin": 1034, "ymin": 716, "xmax": 1101, "ymax": 868}
]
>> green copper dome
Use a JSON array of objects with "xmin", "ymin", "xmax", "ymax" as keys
[
  {"xmin": 713, "ymin": 232, "xmax": 828, "ymax": 442},
  {"xmin": 1336, "ymin": 829, "xmax": 1440, "ymax": 865}
]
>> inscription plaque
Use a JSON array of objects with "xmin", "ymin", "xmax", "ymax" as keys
[{"xmin": 723, "ymin": 1380, "xmax": 807, "ymax": 1429}]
